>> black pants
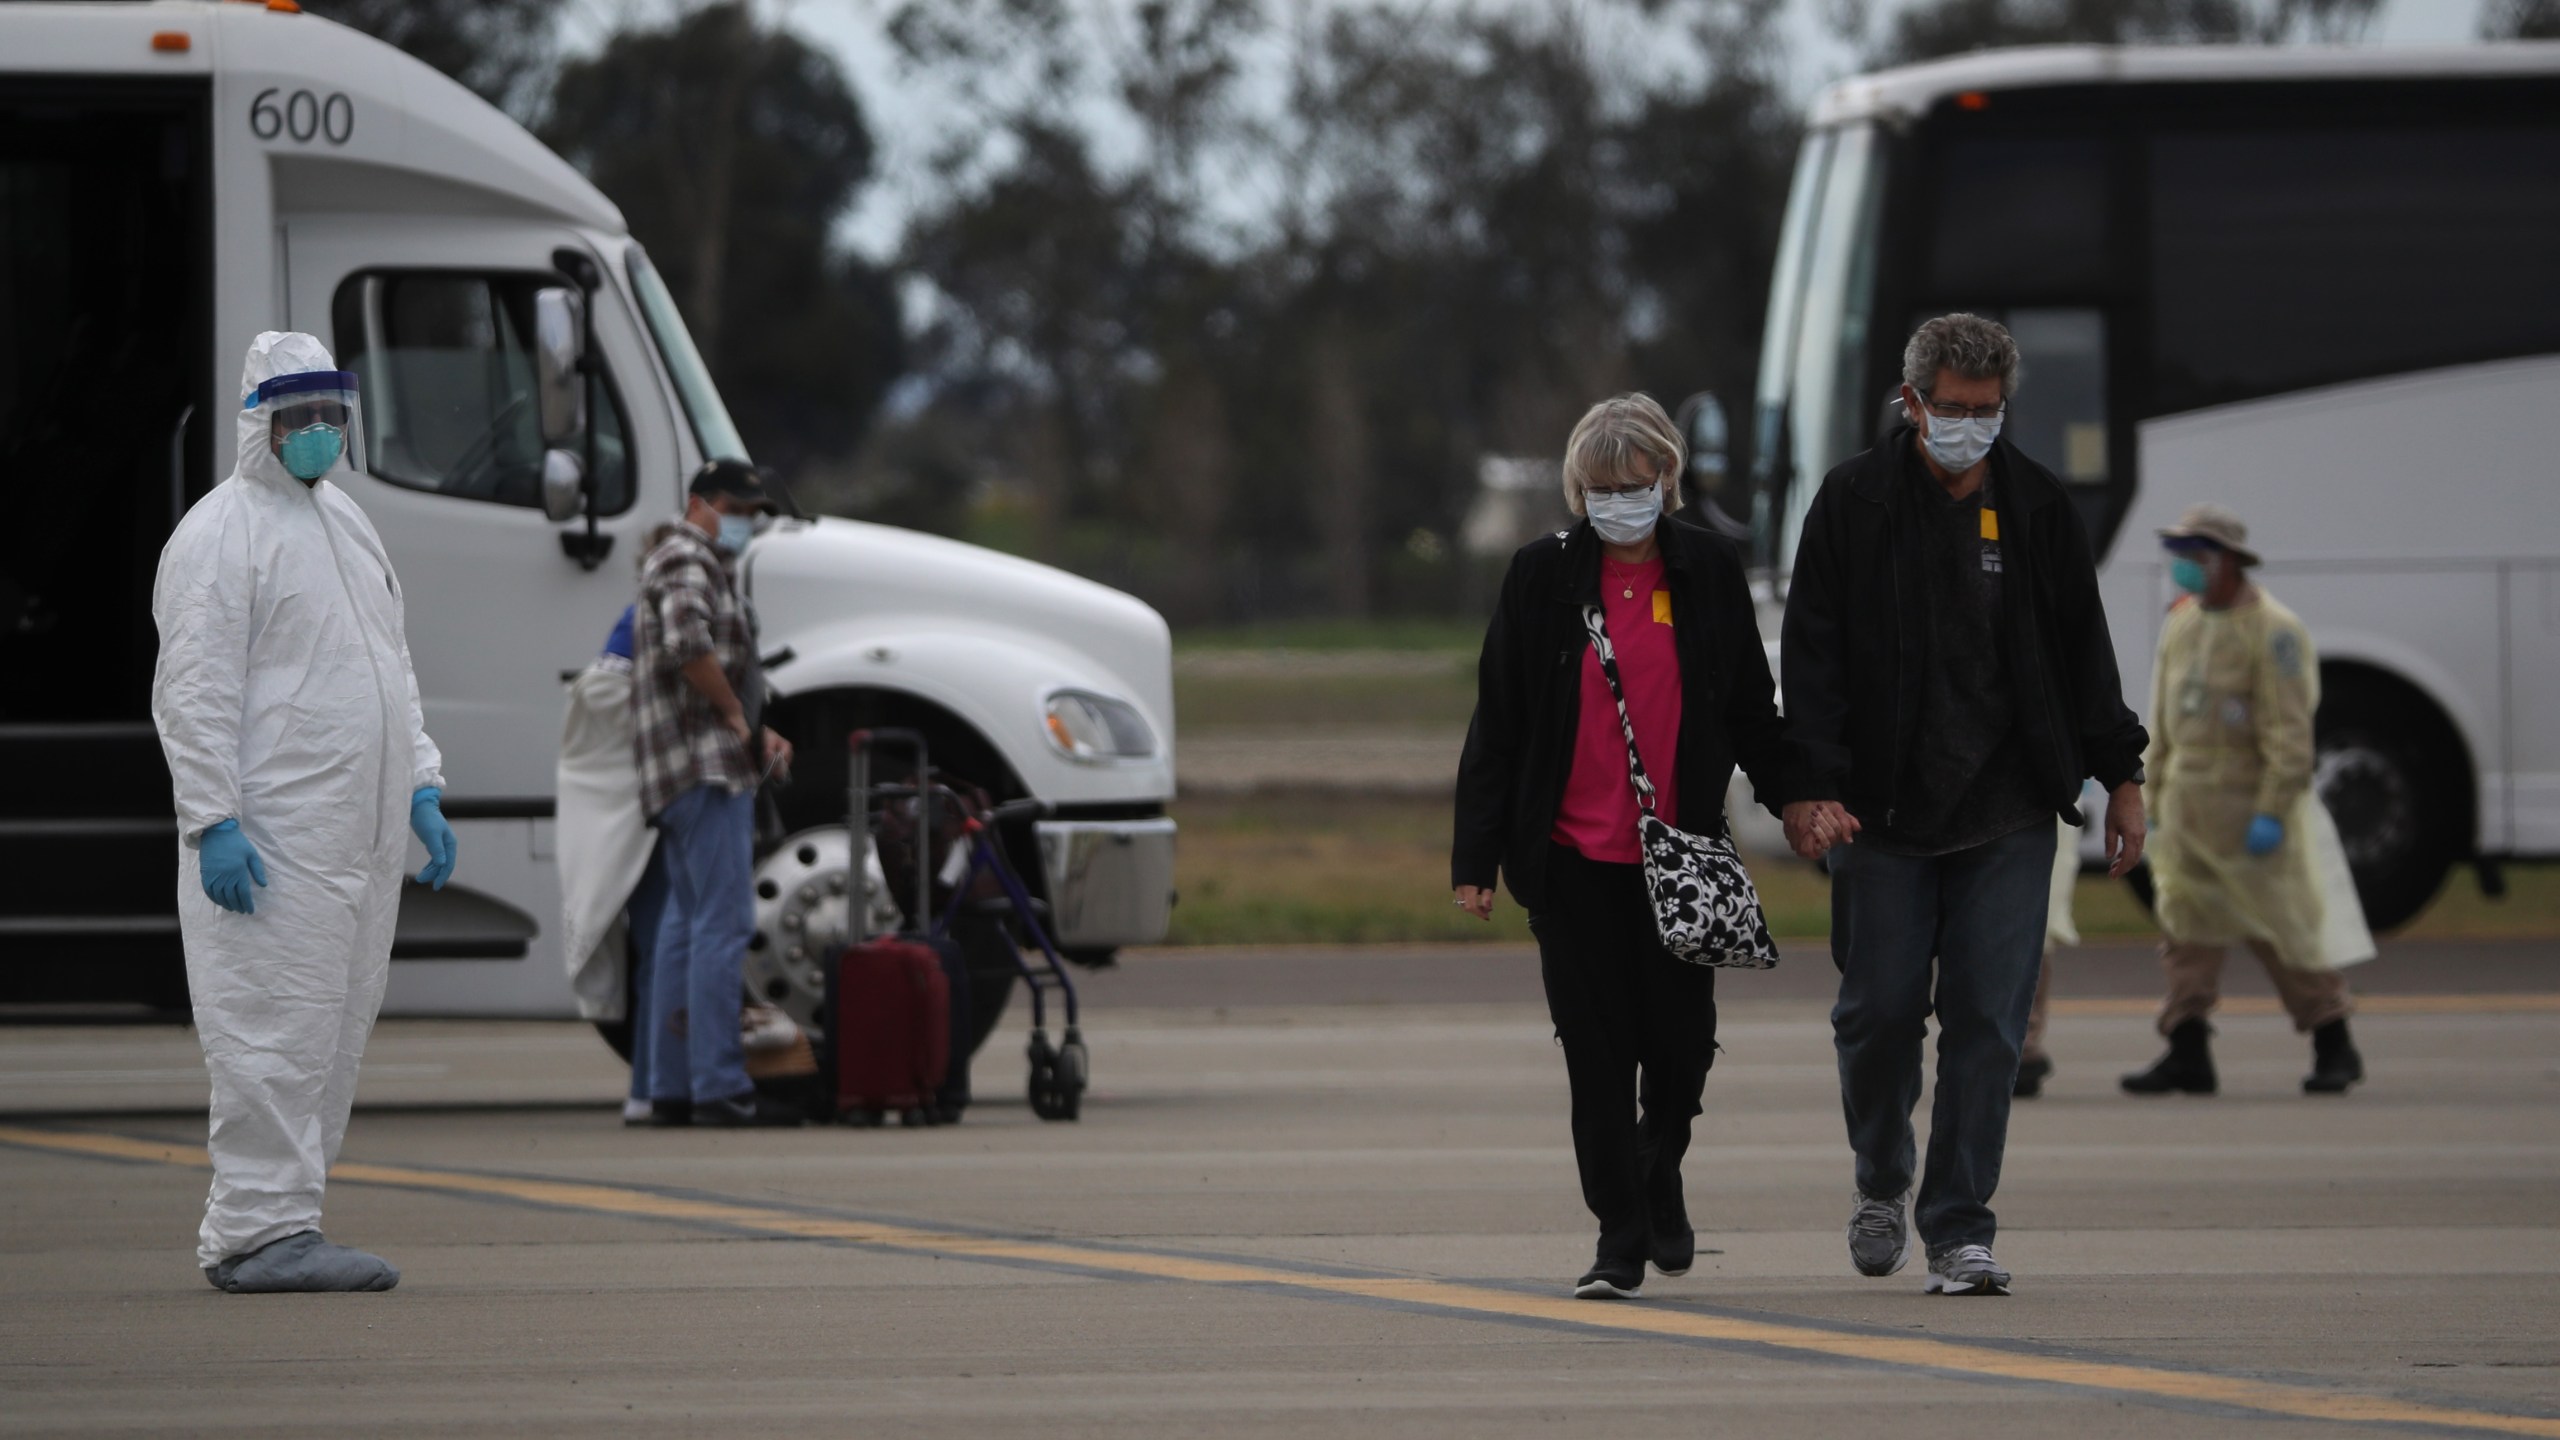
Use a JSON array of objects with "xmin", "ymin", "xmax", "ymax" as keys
[{"xmin": 1528, "ymin": 844, "xmax": 1719, "ymax": 1264}]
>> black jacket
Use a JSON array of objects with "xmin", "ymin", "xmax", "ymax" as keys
[
  {"xmin": 1779, "ymin": 426, "xmax": 2147, "ymax": 829},
  {"xmin": 1451, "ymin": 514, "xmax": 1795, "ymax": 912}
]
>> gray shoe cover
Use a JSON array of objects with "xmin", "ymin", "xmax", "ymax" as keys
[{"xmin": 207, "ymin": 1230, "xmax": 400, "ymax": 1293}]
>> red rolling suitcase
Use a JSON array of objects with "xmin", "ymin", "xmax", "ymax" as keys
[{"xmin": 833, "ymin": 729, "xmax": 953, "ymax": 1126}]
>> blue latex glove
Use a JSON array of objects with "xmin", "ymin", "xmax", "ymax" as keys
[
  {"xmin": 199, "ymin": 820, "xmax": 267, "ymax": 915},
  {"xmin": 2245, "ymin": 813, "xmax": 2285, "ymax": 857},
  {"xmin": 410, "ymin": 787, "xmax": 459, "ymax": 889}
]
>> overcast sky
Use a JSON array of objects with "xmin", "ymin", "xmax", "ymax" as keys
[{"xmin": 575, "ymin": 0, "xmax": 2498, "ymax": 261}]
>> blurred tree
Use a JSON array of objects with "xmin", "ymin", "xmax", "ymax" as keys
[
  {"xmin": 1856, "ymin": 0, "xmax": 2378, "ymax": 61},
  {"xmin": 299, "ymin": 0, "xmax": 564, "ymax": 121},
  {"xmin": 2481, "ymin": 0, "xmax": 2560, "ymax": 36},
  {"xmin": 875, "ymin": 0, "xmax": 1800, "ymax": 624},
  {"xmin": 544, "ymin": 3, "xmax": 903, "ymax": 484}
]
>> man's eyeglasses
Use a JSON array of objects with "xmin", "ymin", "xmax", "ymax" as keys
[{"xmin": 1915, "ymin": 392, "xmax": 2005, "ymax": 422}]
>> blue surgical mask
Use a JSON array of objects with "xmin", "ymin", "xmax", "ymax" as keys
[
  {"xmin": 1920, "ymin": 411, "xmax": 2002, "ymax": 473},
  {"xmin": 715, "ymin": 514, "xmax": 755, "ymax": 555},
  {"xmin": 1585, "ymin": 485, "xmax": 1662, "ymax": 546},
  {"xmin": 278, "ymin": 423, "xmax": 344, "ymax": 482},
  {"xmin": 2169, "ymin": 556, "xmax": 2208, "ymax": 595}
]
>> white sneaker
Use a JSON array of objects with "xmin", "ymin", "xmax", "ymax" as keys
[{"xmin": 1923, "ymin": 1243, "xmax": 2012, "ymax": 1296}]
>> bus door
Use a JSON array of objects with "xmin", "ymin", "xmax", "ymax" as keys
[{"xmin": 0, "ymin": 77, "xmax": 212, "ymax": 1004}]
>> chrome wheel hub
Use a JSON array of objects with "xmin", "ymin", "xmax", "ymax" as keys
[{"xmin": 747, "ymin": 826, "xmax": 897, "ymax": 1033}]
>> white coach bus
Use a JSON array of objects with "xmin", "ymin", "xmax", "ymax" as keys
[
  {"xmin": 0, "ymin": 1, "xmax": 1177, "ymax": 1029},
  {"xmin": 1720, "ymin": 42, "xmax": 2560, "ymax": 929}
]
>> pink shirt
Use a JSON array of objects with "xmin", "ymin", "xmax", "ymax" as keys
[{"xmin": 1551, "ymin": 557, "xmax": 1680, "ymax": 863}]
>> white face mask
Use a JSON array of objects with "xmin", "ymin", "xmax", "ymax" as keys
[
  {"xmin": 1918, "ymin": 408, "xmax": 2003, "ymax": 473},
  {"xmin": 1585, "ymin": 485, "xmax": 1662, "ymax": 546}
]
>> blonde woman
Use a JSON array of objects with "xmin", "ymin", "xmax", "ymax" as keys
[{"xmin": 1452, "ymin": 394, "xmax": 1797, "ymax": 1299}]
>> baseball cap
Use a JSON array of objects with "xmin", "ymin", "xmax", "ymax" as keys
[{"xmin": 688, "ymin": 458, "xmax": 782, "ymax": 515}]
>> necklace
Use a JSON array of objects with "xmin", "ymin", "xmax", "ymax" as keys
[{"xmin": 1602, "ymin": 558, "xmax": 1645, "ymax": 600}]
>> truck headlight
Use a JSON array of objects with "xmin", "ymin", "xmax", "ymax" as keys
[{"xmin": 1042, "ymin": 690, "xmax": 1156, "ymax": 761}]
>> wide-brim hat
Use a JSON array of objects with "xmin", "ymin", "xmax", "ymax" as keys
[{"xmin": 2158, "ymin": 502, "xmax": 2260, "ymax": 566}]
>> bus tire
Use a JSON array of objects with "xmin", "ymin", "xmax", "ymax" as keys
[{"xmin": 2315, "ymin": 666, "xmax": 2467, "ymax": 934}]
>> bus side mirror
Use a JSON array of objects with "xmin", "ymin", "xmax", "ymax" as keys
[
  {"xmin": 1677, "ymin": 391, "xmax": 1730, "ymax": 496},
  {"xmin": 539, "ymin": 448, "xmax": 586, "ymax": 523},
  {"xmin": 533, "ymin": 286, "xmax": 586, "ymax": 448}
]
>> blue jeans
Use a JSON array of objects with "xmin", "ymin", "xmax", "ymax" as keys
[
  {"xmin": 1828, "ymin": 821, "xmax": 2054, "ymax": 1253},
  {"xmin": 624, "ymin": 845, "xmax": 671, "ymax": 1104},
  {"xmin": 647, "ymin": 784, "xmax": 756, "ymax": 1106}
]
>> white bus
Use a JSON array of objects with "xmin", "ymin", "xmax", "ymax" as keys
[
  {"xmin": 1727, "ymin": 43, "xmax": 2560, "ymax": 928},
  {"xmin": 0, "ymin": 1, "xmax": 1177, "ymax": 1036}
]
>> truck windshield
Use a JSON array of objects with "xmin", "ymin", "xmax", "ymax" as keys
[
  {"xmin": 1749, "ymin": 122, "xmax": 1885, "ymax": 575},
  {"xmin": 627, "ymin": 245, "xmax": 752, "ymax": 464}
]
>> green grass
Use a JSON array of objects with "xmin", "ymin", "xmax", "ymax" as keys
[
  {"xmin": 1165, "ymin": 792, "xmax": 1831, "ymax": 946},
  {"xmin": 1161, "ymin": 791, "xmax": 2560, "ymax": 948},
  {"xmin": 1160, "ymin": 643, "xmax": 2560, "ymax": 947},
  {"xmin": 1175, "ymin": 619, "xmax": 1485, "ymax": 652},
  {"xmin": 1175, "ymin": 669, "xmax": 1477, "ymax": 731}
]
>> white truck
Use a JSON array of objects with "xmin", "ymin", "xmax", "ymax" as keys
[{"xmin": 0, "ymin": 0, "xmax": 1177, "ymax": 1035}]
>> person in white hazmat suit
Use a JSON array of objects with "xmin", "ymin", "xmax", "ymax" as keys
[
  {"xmin": 2121, "ymin": 503, "xmax": 2372, "ymax": 1097},
  {"xmin": 150, "ymin": 331, "xmax": 458, "ymax": 1292}
]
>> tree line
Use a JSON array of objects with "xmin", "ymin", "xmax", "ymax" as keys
[{"xmin": 310, "ymin": 0, "xmax": 2546, "ymax": 626}]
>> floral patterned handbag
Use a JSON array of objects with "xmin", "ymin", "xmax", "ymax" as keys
[{"xmin": 1581, "ymin": 603, "xmax": 1782, "ymax": 970}]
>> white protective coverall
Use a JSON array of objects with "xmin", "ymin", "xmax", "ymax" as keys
[
  {"xmin": 556, "ymin": 658, "xmax": 656, "ymax": 1021},
  {"xmin": 2144, "ymin": 589, "xmax": 2374, "ymax": 975},
  {"xmin": 151, "ymin": 332, "xmax": 442, "ymax": 1268}
]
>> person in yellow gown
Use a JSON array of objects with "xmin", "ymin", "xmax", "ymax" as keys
[{"xmin": 2124, "ymin": 505, "xmax": 2373, "ymax": 1096}]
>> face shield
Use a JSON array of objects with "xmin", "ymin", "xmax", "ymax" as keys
[{"xmin": 244, "ymin": 370, "xmax": 366, "ymax": 483}]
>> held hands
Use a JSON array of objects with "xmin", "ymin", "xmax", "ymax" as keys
[
  {"xmin": 1452, "ymin": 885, "xmax": 1495, "ymax": 921},
  {"xmin": 2244, "ymin": 813, "xmax": 2285, "ymax": 856},
  {"xmin": 2104, "ymin": 781, "xmax": 2148, "ymax": 878},
  {"xmin": 759, "ymin": 726, "xmax": 795, "ymax": 783},
  {"xmin": 410, "ymin": 787, "xmax": 459, "ymax": 889},
  {"xmin": 1782, "ymin": 800, "xmax": 1861, "ymax": 860},
  {"xmin": 198, "ymin": 820, "xmax": 267, "ymax": 915}
]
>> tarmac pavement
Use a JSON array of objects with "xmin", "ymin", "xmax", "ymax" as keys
[{"xmin": 4, "ymin": 938, "xmax": 2558, "ymax": 1437}]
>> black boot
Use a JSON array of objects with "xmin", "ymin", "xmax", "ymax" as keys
[
  {"xmin": 2121, "ymin": 1018, "xmax": 2216, "ymax": 1095},
  {"xmin": 1637, "ymin": 1129, "xmax": 1694, "ymax": 1278},
  {"xmin": 2012, "ymin": 1054, "xmax": 2053, "ymax": 1099},
  {"xmin": 2303, "ymin": 1019, "xmax": 2364, "ymax": 1094}
]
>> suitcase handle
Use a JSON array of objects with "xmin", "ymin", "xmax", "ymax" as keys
[{"xmin": 848, "ymin": 728, "xmax": 932, "ymax": 942}]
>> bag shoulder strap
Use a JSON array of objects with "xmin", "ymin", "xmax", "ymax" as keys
[{"xmin": 1580, "ymin": 603, "xmax": 1657, "ymax": 816}]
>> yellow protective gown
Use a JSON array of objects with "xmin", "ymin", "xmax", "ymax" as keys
[{"xmin": 2143, "ymin": 589, "xmax": 2373, "ymax": 972}]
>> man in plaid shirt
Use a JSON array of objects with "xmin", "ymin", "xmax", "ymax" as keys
[{"xmin": 632, "ymin": 460, "xmax": 797, "ymax": 1127}]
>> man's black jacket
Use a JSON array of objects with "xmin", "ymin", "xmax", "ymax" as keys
[
  {"xmin": 1779, "ymin": 425, "xmax": 2146, "ymax": 830},
  {"xmin": 1451, "ymin": 514, "xmax": 1795, "ymax": 913}
]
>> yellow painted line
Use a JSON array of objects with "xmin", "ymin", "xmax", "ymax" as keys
[
  {"xmin": 6, "ymin": 1126, "xmax": 2560, "ymax": 1435},
  {"xmin": 2050, "ymin": 992, "xmax": 2560, "ymax": 1018}
]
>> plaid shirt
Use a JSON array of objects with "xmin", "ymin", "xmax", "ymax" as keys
[{"xmin": 633, "ymin": 521, "xmax": 758, "ymax": 820}]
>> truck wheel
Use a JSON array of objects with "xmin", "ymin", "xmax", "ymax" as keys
[{"xmin": 2316, "ymin": 670, "xmax": 2464, "ymax": 933}]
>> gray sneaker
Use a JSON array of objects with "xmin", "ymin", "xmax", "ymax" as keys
[
  {"xmin": 1847, "ymin": 1191, "xmax": 1910, "ymax": 1277},
  {"xmin": 1923, "ymin": 1243, "xmax": 2012, "ymax": 1296}
]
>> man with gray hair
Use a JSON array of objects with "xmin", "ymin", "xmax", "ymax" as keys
[{"xmin": 1780, "ymin": 314, "xmax": 2149, "ymax": 1295}]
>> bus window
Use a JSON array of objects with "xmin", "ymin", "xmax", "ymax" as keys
[
  {"xmin": 1749, "ymin": 128, "xmax": 1836, "ymax": 566},
  {"xmin": 1926, "ymin": 138, "xmax": 2109, "ymax": 297},
  {"xmin": 2151, "ymin": 123, "xmax": 2560, "ymax": 414},
  {"xmin": 1773, "ymin": 124, "xmax": 1886, "ymax": 573},
  {"xmin": 2004, "ymin": 308, "xmax": 2107, "ymax": 484},
  {"xmin": 333, "ymin": 272, "xmax": 634, "ymax": 514}
]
